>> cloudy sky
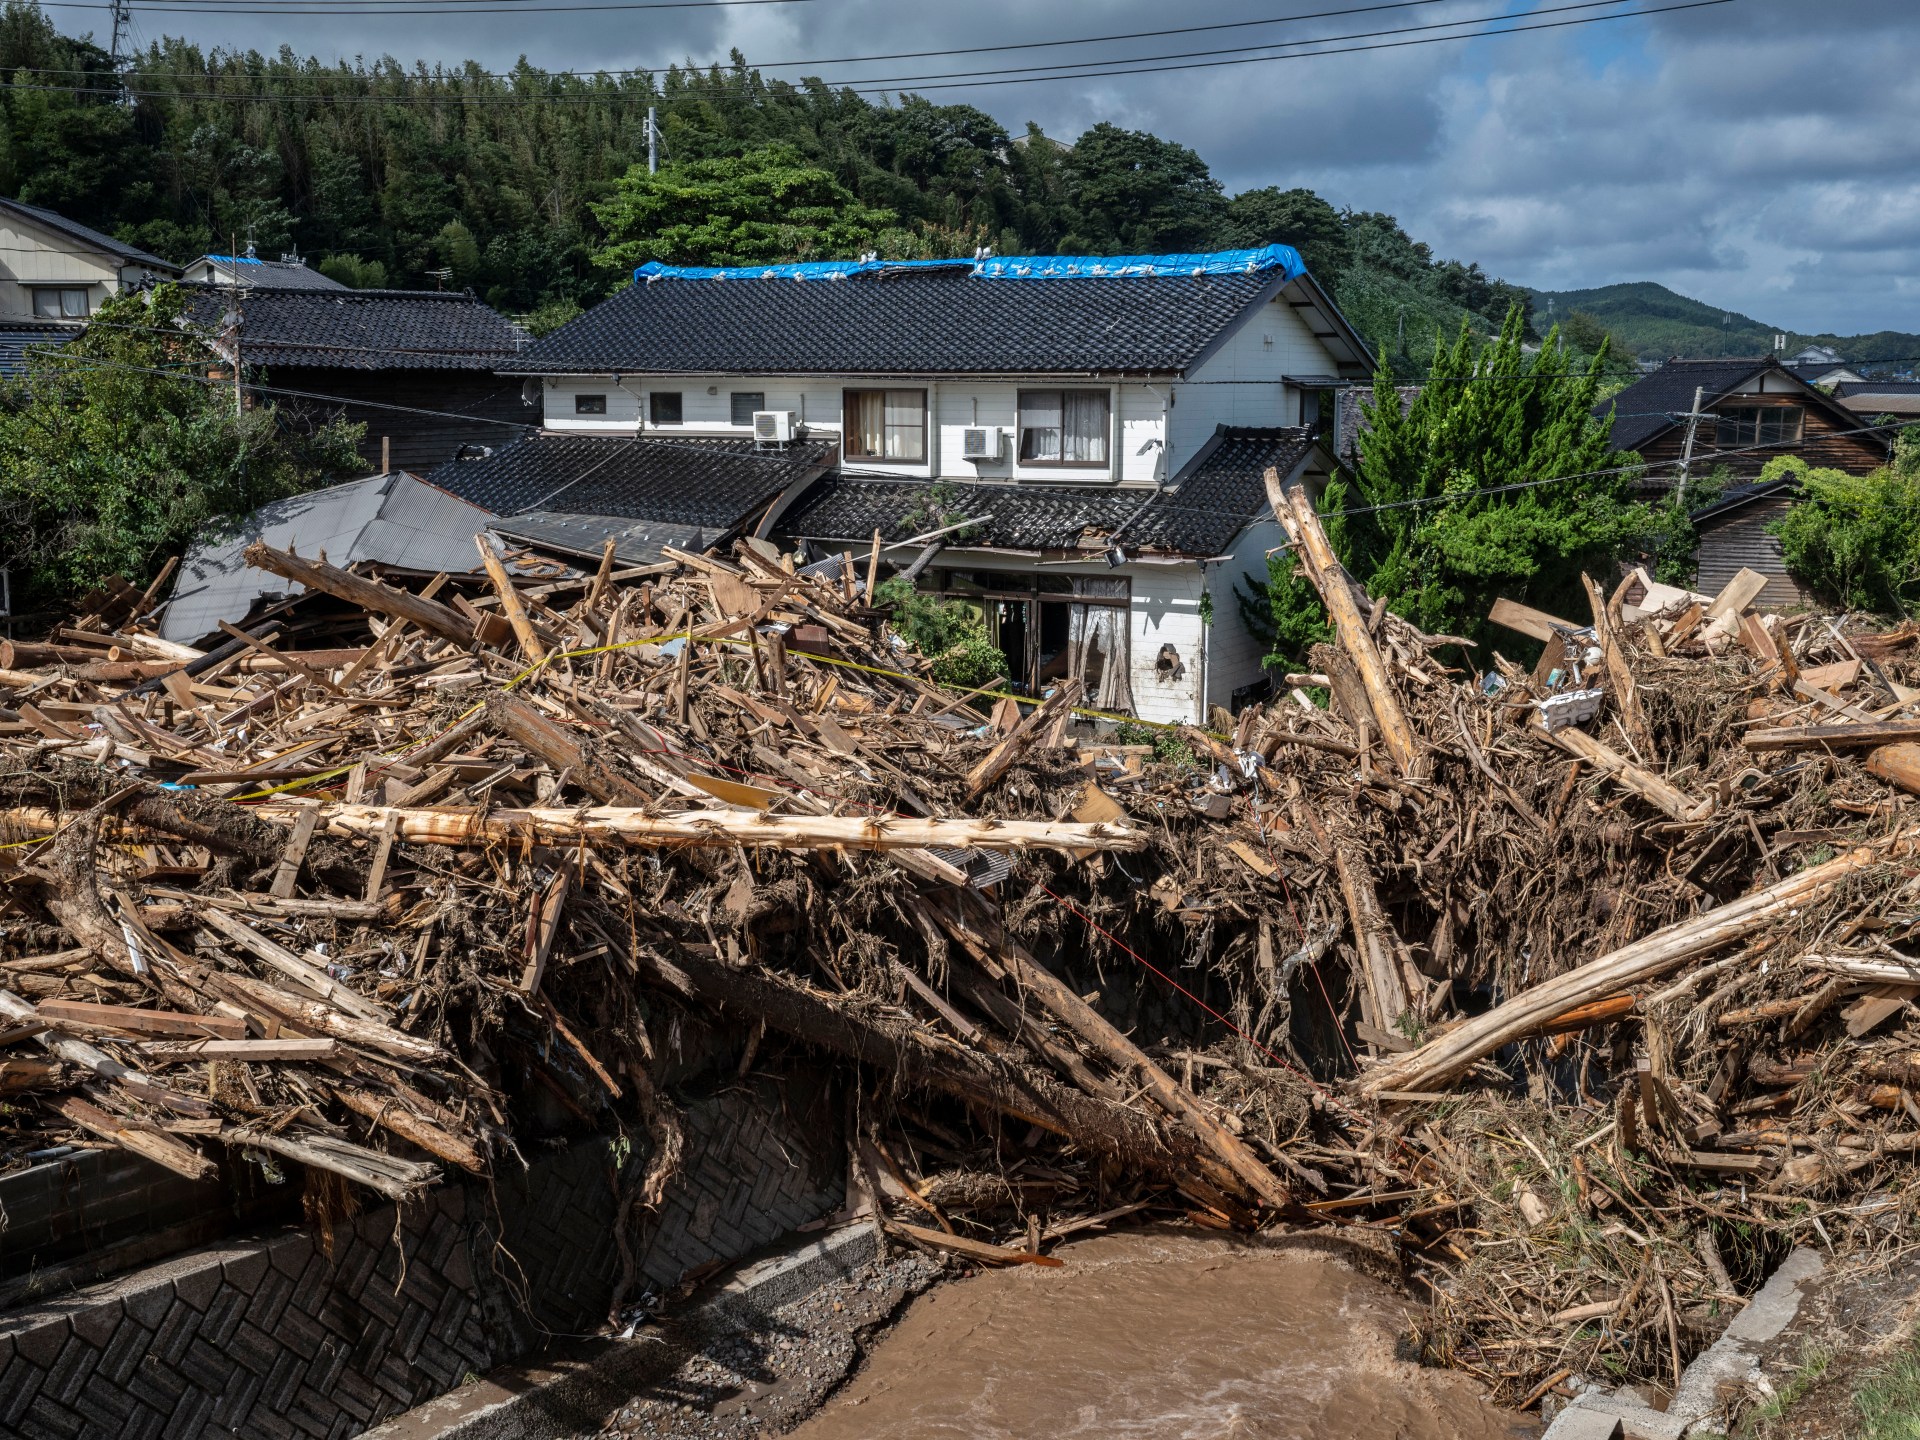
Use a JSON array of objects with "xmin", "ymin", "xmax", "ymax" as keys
[{"xmin": 89, "ymin": 0, "xmax": 1918, "ymax": 333}]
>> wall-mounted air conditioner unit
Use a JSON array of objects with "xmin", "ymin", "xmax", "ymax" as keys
[
  {"xmin": 753, "ymin": 410, "xmax": 798, "ymax": 443},
  {"xmin": 961, "ymin": 426, "xmax": 1003, "ymax": 460}
]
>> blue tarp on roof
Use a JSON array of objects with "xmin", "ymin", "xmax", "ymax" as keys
[{"xmin": 633, "ymin": 244, "xmax": 1305, "ymax": 285}]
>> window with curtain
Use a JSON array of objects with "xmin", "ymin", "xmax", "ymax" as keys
[
  {"xmin": 31, "ymin": 287, "xmax": 88, "ymax": 319},
  {"xmin": 843, "ymin": 388, "xmax": 927, "ymax": 462},
  {"xmin": 1017, "ymin": 389, "xmax": 1111, "ymax": 466}
]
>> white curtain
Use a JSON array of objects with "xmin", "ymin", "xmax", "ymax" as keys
[
  {"xmin": 1067, "ymin": 577, "xmax": 1132, "ymax": 713},
  {"xmin": 849, "ymin": 390, "xmax": 885, "ymax": 457},
  {"xmin": 1062, "ymin": 391, "xmax": 1109, "ymax": 463},
  {"xmin": 884, "ymin": 390, "xmax": 926, "ymax": 461}
]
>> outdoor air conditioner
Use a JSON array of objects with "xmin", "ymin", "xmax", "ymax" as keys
[
  {"xmin": 753, "ymin": 410, "xmax": 798, "ymax": 443},
  {"xmin": 961, "ymin": 426, "xmax": 1003, "ymax": 460}
]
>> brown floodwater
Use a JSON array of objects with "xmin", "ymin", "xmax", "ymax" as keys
[{"xmin": 789, "ymin": 1228, "xmax": 1537, "ymax": 1440}]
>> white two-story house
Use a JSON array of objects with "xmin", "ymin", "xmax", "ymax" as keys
[{"xmin": 436, "ymin": 246, "xmax": 1371, "ymax": 725}]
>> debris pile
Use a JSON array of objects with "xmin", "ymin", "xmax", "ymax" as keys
[{"xmin": 3, "ymin": 482, "xmax": 1920, "ymax": 1415}]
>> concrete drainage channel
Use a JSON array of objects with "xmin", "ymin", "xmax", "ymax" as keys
[
  {"xmin": 1542, "ymin": 1247, "xmax": 1827, "ymax": 1439},
  {"xmin": 362, "ymin": 1224, "xmax": 884, "ymax": 1440}
]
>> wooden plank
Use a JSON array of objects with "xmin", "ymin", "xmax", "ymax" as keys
[
  {"xmin": 1802, "ymin": 659, "xmax": 1863, "ymax": 692},
  {"xmin": 198, "ymin": 908, "xmax": 390, "ymax": 1023},
  {"xmin": 1706, "ymin": 567, "xmax": 1769, "ymax": 621},
  {"xmin": 142, "ymin": 1037, "xmax": 340, "ymax": 1062},
  {"xmin": 54, "ymin": 1095, "xmax": 218, "ymax": 1181},
  {"xmin": 1745, "ymin": 719, "xmax": 1920, "ymax": 752},
  {"xmin": 38, "ymin": 999, "xmax": 246, "ymax": 1039},
  {"xmin": 362, "ymin": 811, "xmax": 401, "ymax": 902},
  {"xmin": 1489, "ymin": 596, "xmax": 1581, "ymax": 645},
  {"xmin": 269, "ymin": 804, "xmax": 322, "ymax": 899},
  {"xmin": 518, "ymin": 870, "xmax": 570, "ymax": 996}
]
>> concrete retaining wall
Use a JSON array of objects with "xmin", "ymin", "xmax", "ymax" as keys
[{"xmin": 0, "ymin": 1069, "xmax": 844, "ymax": 1440}]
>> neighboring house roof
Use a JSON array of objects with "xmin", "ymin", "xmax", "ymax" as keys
[
  {"xmin": 187, "ymin": 254, "xmax": 348, "ymax": 290},
  {"xmin": 159, "ymin": 472, "xmax": 492, "ymax": 643},
  {"xmin": 1838, "ymin": 392, "xmax": 1920, "ymax": 417},
  {"xmin": 1334, "ymin": 385, "xmax": 1420, "ymax": 467},
  {"xmin": 1601, "ymin": 358, "xmax": 1766, "ymax": 453},
  {"xmin": 1834, "ymin": 380, "xmax": 1920, "ymax": 398},
  {"xmin": 1689, "ymin": 477, "xmax": 1798, "ymax": 525},
  {"xmin": 0, "ymin": 196, "xmax": 177, "ymax": 272},
  {"xmin": 1784, "ymin": 362, "xmax": 1864, "ymax": 387},
  {"xmin": 777, "ymin": 426, "xmax": 1317, "ymax": 559},
  {"xmin": 0, "ymin": 321, "xmax": 78, "ymax": 378},
  {"xmin": 427, "ymin": 433, "xmax": 839, "ymax": 546},
  {"xmin": 182, "ymin": 286, "xmax": 528, "ymax": 371},
  {"xmin": 1600, "ymin": 356, "xmax": 1871, "ymax": 456},
  {"xmin": 512, "ymin": 246, "xmax": 1369, "ymax": 378},
  {"xmin": 489, "ymin": 512, "xmax": 716, "ymax": 567}
]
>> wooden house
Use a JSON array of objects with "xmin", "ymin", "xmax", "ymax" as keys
[
  {"xmin": 1603, "ymin": 356, "xmax": 1889, "ymax": 487},
  {"xmin": 185, "ymin": 285, "xmax": 537, "ymax": 474}
]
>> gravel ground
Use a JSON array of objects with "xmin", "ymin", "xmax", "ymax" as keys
[{"xmin": 598, "ymin": 1248, "xmax": 946, "ymax": 1439}]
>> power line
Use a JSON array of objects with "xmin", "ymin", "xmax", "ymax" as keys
[
  {"xmin": 7, "ymin": 0, "xmax": 1738, "ymax": 95},
  {"xmin": 10, "ymin": 0, "xmax": 1445, "ymax": 60}
]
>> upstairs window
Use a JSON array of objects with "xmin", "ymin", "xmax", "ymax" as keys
[
  {"xmin": 649, "ymin": 391, "xmax": 683, "ymax": 424},
  {"xmin": 32, "ymin": 287, "xmax": 88, "ymax": 319},
  {"xmin": 730, "ymin": 391, "xmax": 765, "ymax": 426},
  {"xmin": 573, "ymin": 393, "xmax": 608, "ymax": 415},
  {"xmin": 1018, "ymin": 389, "xmax": 1111, "ymax": 466},
  {"xmin": 843, "ymin": 388, "xmax": 927, "ymax": 462},
  {"xmin": 1716, "ymin": 405, "xmax": 1803, "ymax": 447}
]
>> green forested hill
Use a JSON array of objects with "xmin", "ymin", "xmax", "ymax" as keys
[
  {"xmin": 0, "ymin": 1, "xmax": 1527, "ymax": 367},
  {"xmin": 1527, "ymin": 281, "xmax": 1919, "ymax": 365}
]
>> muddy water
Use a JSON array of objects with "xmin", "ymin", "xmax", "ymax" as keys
[{"xmin": 789, "ymin": 1229, "xmax": 1536, "ymax": 1440}]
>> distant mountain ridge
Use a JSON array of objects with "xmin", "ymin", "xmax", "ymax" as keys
[{"xmin": 1524, "ymin": 281, "xmax": 1919, "ymax": 367}]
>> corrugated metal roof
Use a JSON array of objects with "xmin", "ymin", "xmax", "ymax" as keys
[{"xmin": 158, "ymin": 473, "xmax": 491, "ymax": 642}]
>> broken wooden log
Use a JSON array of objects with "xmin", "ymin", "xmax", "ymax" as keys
[
  {"xmin": 243, "ymin": 542, "xmax": 478, "ymax": 648},
  {"xmin": 1360, "ymin": 844, "xmax": 1886, "ymax": 1095},
  {"xmin": 233, "ymin": 802, "xmax": 1142, "ymax": 854}
]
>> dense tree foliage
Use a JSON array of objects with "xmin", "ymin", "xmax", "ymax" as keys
[
  {"xmin": 1248, "ymin": 306, "xmax": 1650, "ymax": 664},
  {"xmin": 0, "ymin": 1, "xmax": 1525, "ymax": 361},
  {"xmin": 0, "ymin": 286, "xmax": 362, "ymax": 610},
  {"xmin": 1771, "ymin": 438, "xmax": 1920, "ymax": 614}
]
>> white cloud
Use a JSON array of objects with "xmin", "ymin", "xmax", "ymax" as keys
[{"xmin": 121, "ymin": 0, "xmax": 1914, "ymax": 333}]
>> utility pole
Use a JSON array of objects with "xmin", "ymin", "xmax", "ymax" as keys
[
  {"xmin": 108, "ymin": 0, "xmax": 131, "ymax": 69},
  {"xmin": 1674, "ymin": 385, "xmax": 1708, "ymax": 505},
  {"xmin": 647, "ymin": 105, "xmax": 658, "ymax": 174}
]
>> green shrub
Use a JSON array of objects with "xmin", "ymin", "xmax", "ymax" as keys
[
  {"xmin": 1770, "ymin": 438, "xmax": 1920, "ymax": 614},
  {"xmin": 875, "ymin": 576, "xmax": 1006, "ymax": 690}
]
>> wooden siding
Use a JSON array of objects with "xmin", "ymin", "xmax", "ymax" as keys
[
  {"xmin": 1637, "ymin": 391, "xmax": 1886, "ymax": 483},
  {"xmin": 273, "ymin": 369, "xmax": 539, "ymax": 476},
  {"xmin": 1694, "ymin": 495, "xmax": 1809, "ymax": 611}
]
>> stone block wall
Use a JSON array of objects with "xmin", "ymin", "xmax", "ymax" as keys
[{"xmin": 0, "ymin": 1067, "xmax": 843, "ymax": 1440}]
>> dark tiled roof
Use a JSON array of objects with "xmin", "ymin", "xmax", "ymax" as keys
[
  {"xmin": 491, "ymin": 512, "xmax": 714, "ymax": 566},
  {"xmin": 1334, "ymin": 385, "xmax": 1419, "ymax": 465},
  {"xmin": 0, "ymin": 196, "xmax": 176, "ymax": 271},
  {"xmin": 0, "ymin": 321, "xmax": 77, "ymax": 377},
  {"xmin": 182, "ymin": 286, "xmax": 528, "ymax": 371},
  {"xmin": 777, "ymin": 426, "xmax": 1316, "ymax": 558},
  {"xmin": 1600, "ymin": 358, "xmax": 1770, "ymax": 451},
  {"xmin": 425, "ymin": 433, "xmax": 839, "ymax": 533},
  {"xmin": 195, "ymin": 255, "xmax": 348, "ymax": 290},
  {"xmin": 513, "ymin": 266, "xmax": 1283, "ymax": 377},
  {"xmin": 1834, "ymin": 380, "xmax": 1920, "ymax": 397}
]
